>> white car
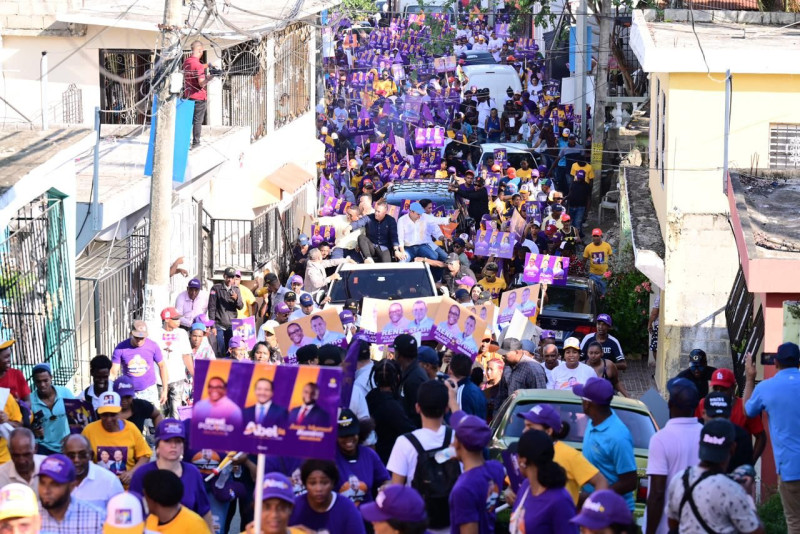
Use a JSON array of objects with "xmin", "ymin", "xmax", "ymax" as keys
[
  {"xmin": 460, "ymin": 64, "xmax": 523, "ymax": 107},
  {"xmin": 477, "ymin": 143, "xmax": 538, "ymax": 170}
]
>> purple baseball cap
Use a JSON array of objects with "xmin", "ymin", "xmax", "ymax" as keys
[
  {"xmin": 361, "ymin": 485, "xmax": 427, "ymax": 523},
  {"xmin": 455, "ymin": 275, "xmax": 476, "ymax": 288},
  {"xmin": 256, "ymin": 472, "xmax": 295, "ymax": 504},
  {"xmin": 156, "ymin": 418, "xmax": 186, "ymax": 443},
  {"xmin": 290, "ymin": 275, "xmax": 303, "ymax": 285},
  {"xmin": 339, "ymin": 310, "xmax": 355, "ymax": 325},
  {"xmin": 570, "ymin": 490, "xmax": 633, "ymax": 529},
  {"xmin": 195, "ymin": 313, "xmax": 214, "ymax": 327},
  {"xmin": 37, "ymin": 454, "xmax": 76, "ymax": 484},
  {"xmin": 188, "ymin": 278, "xmax": 202, "ymax": 289},
  {"xmin": 540, "ymin": 330, "xmax": 556, "ymax": 340},
  {"xmin": 451, "ymin": 410, "xmax": 492, "ymax": 451},
  {"xmin": 113, "ymin": 375, "xmax": 136, "ymax": 397},
  {"xmin": 517, "ymin": 404, "xmax": 562, "ymax": 433},
  {"xmin": 596, "ymin": 313, "xmax": 613, "ymax": 326},
  {"xmin": 573, "ymin": 377, "xmax": 615, "ymax": 406},
  {"xmin": 275, "ymin": 302, "xmax": 291, "ymax": 314},
  {"xmin": 229, "ymin": 337, "xmax": 246, "ymax": 349}
]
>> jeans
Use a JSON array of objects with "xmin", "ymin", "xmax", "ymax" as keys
[
  {"xmin": 568, "ymin": 206, "xmax": 586, "ymax": 235},
  {"xmin": 404, "ymin": 244, "xmax": 448, "ymax": 280},
  {"xmin": 191, "ymin": 99, "xmax": 207, "ymax": 145},
  {"xmin": 215, "ymin": 326, "xmax": 234, "ymax": 355},
  {"xmin": 158, "ymin": 381, "xmax": 186, "ymax": 419},
  {"xmin": 589, "ymin": 274, "xmax": 608, "ymax": 296}
]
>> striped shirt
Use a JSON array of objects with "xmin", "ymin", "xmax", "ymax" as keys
[{"xmin": 39, "ymin": 498, "xmax": 105, "ymax": 534}]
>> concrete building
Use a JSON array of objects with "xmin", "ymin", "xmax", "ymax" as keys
[{"xmin": 626, "ymin": 9, "xmax": 800, "ymax": 388}]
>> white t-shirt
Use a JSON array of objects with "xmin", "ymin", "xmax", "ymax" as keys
[
  {"xmin": 387, "ymin": 425, "xmax": 450, "ymax": 486},
  {"xmin": 153, "ymin": 327, "xmax": 192, "ymax": 385},
  {"xmin": 549, "ymin": 362, "xmax": 595, "ymax": 390}
]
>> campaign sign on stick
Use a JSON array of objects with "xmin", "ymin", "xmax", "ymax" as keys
[
  {"xmin": 359, "ymin": 296, "xmax": 442, "ymax": 345},
  {"xmin": 275, "ymin": 308, "xmax": 347, "ymax": 365},
  {"xmin": 522, "ymin": 253, "xmax": 569, "ymax": 286},
  {"xmin": 414, "ymin": 127, "xmax": 445, "ymax": 148},
  {"xmin": 497, "ymin": 285, "xmax": 540, "ymax": 324},
  {"xmin": 432, "ymin": 297, "xmax": 487, "ymax": 360},
  {"xmin": 190, "ymin": 359, "xmax": 341, "ymax": 459},
  {"xmin": 509, "ymin": 209, "xmax": 527, "ymax": 239},
  {"xmin": 231, "ymin": 317, "xmax": 257, "ymax": 350},
  {"xmin": 473, "ymin": 230, "xmax": 517, "ymax": 259},
  {"xmin": 310, "ymin": 224, "xmax": 336, "ymax": 244},
  {"xmin": 322, "ymin": 195, "xmax": 351, "ymax": 215}
]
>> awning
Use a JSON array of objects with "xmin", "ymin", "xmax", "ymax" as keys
[
  {"xmin": 623, "ymin": 167, "xmax": 666, "ymax": 289},
  {"xmin": 263, "ymin": 163, "xmax": 315, "ymax": 194}
]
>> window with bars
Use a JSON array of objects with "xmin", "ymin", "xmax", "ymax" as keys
[
  {"xmin": 273, "ymin": 24, "xmax": 312, "ymax": 130},
  {"xmin": 222, "ymin": 40, "xmax": 269, "ymax": 141},
  {"xmin": 769, "ymin": 123, "xmax": 800, "ymax": 169},
  {"xmin": 99, "ymin": 49, "xmax": 155, "ymax": 124}
]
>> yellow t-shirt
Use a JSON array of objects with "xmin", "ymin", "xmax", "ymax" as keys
[
  {"xmin": 554, "ymin": 440, "xmax": 600, "ymax": 504},
  {"xmin": 0, "ymin": 396, "xmax": 22, "ymax": 464},
  {"xmin": 479, "ymin": 276, "xmax": 507, "ymax": 305},
  {"xmin": 237, "ymin": 285, "xmax": 256, "ymax": 319},
  {"xmin": 570, "ymin": 162, "xmax": 595, "ymax": 182},
  {"xmin": 435, "ymin": 170, "xmax": 449, "ymax": 179},
  {"xmin": 583, "ymin": 241, "xmax": 613, "ymax": 276},
  {"xmin": 515, "ymin": 168, "xmax": 532, "ymax": 180},
  {"xmin": 145, "ymin": 507, "xmax": 210, "ymax": 534},
  {"xmin": 81, "ymin": 419, "xmax": 152, "ymax": 472}
]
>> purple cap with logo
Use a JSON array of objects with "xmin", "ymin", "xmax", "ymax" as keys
[
  {"xmin": 339, "ymin": 310, "xmax": 355, "ymax": 325},
  {"xmin": 257, "ymin": 472, "xmax": 295, "ymax": 504},
  {"xmin": 37, "ymin": 454, "xmax": 76, "ymax": 484},
  {"xmin": 517, "ymin": 404, "xmax": 562, "ymax": 433},
  {"xmin": 156, "ymin": 418, "xmax": 186, "ymax": 443},
  {"xmin": 188, "ymin": 278, "xmax": 202, "ymax": 289},
  {"xmin": 451, "ymin": 410, "xmax": 492, "ymax": 451},
  {"xmin": 570, "ymin": 490, "xmax": 633, "ymax": 529},
  {"xmin": 113, "ymin": 375, "xmax": 136, "ymax": 397},
  {"xmin": 299, "ymin": 293, "xmax": 314, "ymax": 307},
  {"xmin": 290, "ymin": 275, "xmax": 303, "ymax": 285},
  {"xmin": 361, "ymin": 485, "xmax": 427, "ymax": 523},
  {"xmin": 540, "ymin": 330, "xmax": 556, "ymax": 340},
  {"xmin": 275, "ymin": 302, "xmax": 291, "ymax": 314},
  {"xmin": 228, "ymin": 337, "xmax": 246, "ymax": 349},
  {"xmin": 596, "ymin": 313, "xmax": 613, "ymax": 326},
  {"xmin": 572, "ymin": 377, "xmax": 615, "ymax": 406},
  {"xmin": 196, "ymin": 313, "xmax": 215, "ymax": 327}
]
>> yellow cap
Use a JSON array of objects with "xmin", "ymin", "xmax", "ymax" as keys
[
  {"xmin": 0, "ymin": 483, "xmax": 39, "ymax": 521},
  {"xmin": 0, "ymin": 339, "xmax": 15, "ymax": 350}
]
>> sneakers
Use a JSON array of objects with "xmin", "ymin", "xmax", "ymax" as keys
[{"xmin": 364, "ymin": 257, "xmax": 375, "ymax": 264}]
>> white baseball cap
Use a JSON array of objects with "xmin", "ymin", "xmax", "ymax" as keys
[{"xmin": 104, "ymin": 492, "xmax": 145, "ymax": 534}]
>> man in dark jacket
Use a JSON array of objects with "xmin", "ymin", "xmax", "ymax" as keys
[
  {"xmin": 350, "ymin": 200, "xmax": 400, "ymax": 263},
  {"xmin": 439, "ymin": 253, "xmax": 476, "ymax": 296},
  {"xmin": 453, "ymin": 178, "xmax": 489, "ymax": 228},
  {"xmin": 394, "ymin": 334, "xmax": 428, "ymax": 428},
  {"xmin": 208, "ymin": 266, "xmax": 244, "ymax": 353}
]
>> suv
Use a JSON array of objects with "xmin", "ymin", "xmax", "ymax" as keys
[
  {"xmin": 478, "ymin": 143, "xmax": 539, "ymax": 170},
  {"xmin": 384, "ymin": 179, "xmax": 471, "ymax": 233},
  {"xmin": 325, "ymin": 262, "xmax": 438, "ymax": 307}
]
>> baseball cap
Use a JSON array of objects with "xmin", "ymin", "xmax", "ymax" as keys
[
  {"xmin": 392, "ymin": 334, "xmax": 418, "ymax": 358},
  {"xmin": 37, "ymin": 454, "xmax": 76, "ymax": 484},
  {"xmin": 570, "ymin": 490, "xmax": 633, "ymax": 529},
  {"xmin": 666, "ymin": 377, "xmax": 700, "ymax": 411},
  {"xmin": 689, "ymin": 349, "xmax": 707, "ymax": 365},
  {"xmin": 451, "ymin": 410, "xmax": 492, "ymax": 451},
  {"xmin": 195, "ymin": 313, "xmax": 214, "ymax": 327},
  {"xmin": 130, "ymin": 320, "xmax": 148, "ymax": 338},
  {"xmin": 563, "ymin": 337, "xmax": 581, "ymax": 351},
  {"xmin": 456, "ymin": 276, "xmax": 476, "ymax": 288},
  {"xmin": 191, "ymin": 322, "xmax": 206, "ymax": 332},
  {"xmin": 552, "ymin": 204, "xmax": 565, "ymax": 212},
  {"xmin": 284, "ymin": 291, "xmax": 297, "ymax": 302},
  {"xmin": 409, "ymin": 202, "xmax": 425, "ymax": 214},
  {"xmin": 113, "ymin": 376, "xmax": 136, "ymax": 397},
  {"xmin": 446, "ymin": 252, "xmax": 460, "ymax": 263},
  {"xmin": 704, "ymin": 392, "xmax": 732, "ymax": 418},
  {"xmin": 223, "ymin": 267, "xmax": 236, "ymax": 278},
  {"xmin": 361, "ymin": 485, "xmax": 427, "ymax": 523},
  {"xmin": 517, "ymin": 404, "xmax": 562, "ymax": 433},
  {"xmin": 561, "ymin": 128, "xmax": 570, "ymax": 138},
  {"xmin": 576, "ymin": 170, "xmax": 586, "ymax": 180},
  {"xmin": 344, "ymin": 299, "xmax": 359, "ymax": 312},
  {"xmin": 188, "ymin": 278, "xmax": 202, "ymax": 289},
  {"xmin": 258, "ymin": 472, "xmax": 295, "ymax": 505},
  {"xmin": 228, "ymin": 337, "xmax": 246, "ymax": 350},
  {"xmin": 452, "ymin": 237, "xmax": 466, "ymax": 247},
  {"xmin": 776, "ymin": 342, "xmax": 800, "ymax": 365},
  {"xmin": 592, "ymin": 228, "xmax": 603, "ymax": 237},
  {"xmin": 337, "ymin": 408, "xmax": 361, "ymax": 437},
  {"xmin": 299, "ymin": 293, "xmax": 314, "ymax": 307},
  {"xmin": 104, "ymin": 492, "xmax": 146, "ymax": 534},
  {"xmin": 275, "ymin": 302, "xmax": 290, "ymax": 314},
  {"xmin": 339, "ymin": 310, "xmax": 355, "ymax": 325},
  {"xmin": 97, "ymin": 391, "xmax": 122, "ymax": 414},
  {"xmin": 0, "ymin": 338, "xmax": 15, "ymax": 350},
  {"xmin": 497, "ymin": 337, "xmax": 522, "ymax": 356},
  {"xmin": 290, "ymin": 275, "xmax": 303, "ymax": 285},
  {"xmin": 520, "ymin": 339, "xmax": 537, "ymax": 354},
  {"xmin": 454, "ymin": 288, "xmax": 470, "ymax": 301},
  {"xmin": 160, "ymin": 307, "xmax": 180, "ymax": 321},
  {"xmin": 319, "ymin": 345, "xmax": 343, "ymax": 366},
  {"xmin": 698, "ymin": 419, "xmax": 735, "ymax": 463},
  {"xmin": 562, "ymin": 214, "xmax": 571, "ymax": 222},
  {"xmin": 596, "ymin": 313, "xmax": 613, "ymax": 327},
  {"xmin": 265, "ymin": 273, "xmax": 279, "ymax": 284},
  {"xmin": 156, "ymin": 418, "xmax": 186, "ymax": 443},
  {"xmin": 710, "ymin": 368, "xmax": 735, "ymax": 389},
  {"xmin": 572, "ymin": 377, "xmax": 614, "ymax": 406},
  {"xmin": 298, "ymin": 234, "xmax": 309, "ymax": 247},
  {"xmin": 261, "ymin": 320, "xmax": 279, "ymax": 336},
  {"xmin": 417, "ymin": 346, "xmax": 439, "ymax": 366},
  {"xmin": 0, "ymin": 483, "xmax": 39, "ymax": 521},
  {"xmin": 540, "ymin": 178, "xmax": 551, "ymax": 187}
]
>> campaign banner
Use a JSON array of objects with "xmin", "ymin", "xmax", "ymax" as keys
[
  {"xmin": 391, "ymin": 63, "xmax": 405, "ymax": 80},
  {"xmin": 322, "ymin": 195, "xmax": 352, "ymax": 215},
  {"xmin": 501, "ymin": 449, "xmax": 524, "ymax": 493},
  {"xmin": 342, "ymin": 33, "xmax": 358, "ymax": 49},
  {"xmin": 359, "ymin": 296, "xmax": 442, "ymax": 345},
  {"xmin": 432, "ymin": 297, "xmax": 487, "ymax": 360},
  {"xmin": 414, "ymin": 127, "xmax": 445, "ymax": 148},
  {"xmin": 522, "ymin": 200, "xmax": 542, "ymax": 223},
  {"xmin": 433, "ymin": 56, "xmax": 457, "ymax": 73},
  {"xmin": 484, "ymin": 171, "xmax": 501, "ymax": 196},
  {"xmin": 190, "ymin": 359, "xmax": 341, "ymax": 459},
  {"xmin": 467, "ymin": 302, "xmax": 495, "ymax": 328},
  {"xmin": 497, "ymin": 285, "xmax": 540, "ymax": 324},
  {"xmin": 64, "ymin": 399, "xmax": 94, "ymax": 434},
  {"xmin": 509, "ymin": 209, "xmax": 527, "ymax": 238},
  {"xmin": 493, "ymin": 148, "xmax": 507, "ymax": 163},
  {"xmin": 346, "ymin": 118, "xmax": 374, "ymax": 136},
  {"xmin": 473, "ymin": 230, "xmax": 517, "ymax": 259},
  {"xmin": 324, "ymin": 151, "xmax": 338, "ymax": 171},
  {"xmin": 310, "ymin": 223, "xmax": 337, "ymax": 245},
  {"xmin": 495, "ymin": 22, "xmax": 510, "ymax": 38},
  {"xmin": 275, "ymin": 308, "xmax": 347, "ymax": 364},
  {"xmin": 522, "ymin": 253, "xmax": 570, "ymax": 286},
  {"xmin": 231, "ymin": 317, "xmax": 257, "ymax": 350}
]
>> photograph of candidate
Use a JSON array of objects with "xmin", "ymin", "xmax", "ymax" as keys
[
  {"xmin": 290, "ymin": 383, "xmax": 331, "ymax": 427},
  {"xmin": 408, "ymin": 300, "xmax": 434, "ymax": 331},
  {"xmin": 437, "ymin": 304, "xmax": 463, "ymax": 337},
  {"xmin": 243, "ymin": 378, "xmax": 289, "ymax": 428},
  {"xmin": 520, "ymin": 286, "xmax": 538, "ymax": 316},
  {"xmin": 310, "ymin": 315, "xmax": 345, "ymax": 346},
  {"xmin": 192, "ymin": 376, "xmax": 243, "ymax": 428},
  {"xmin": 458, "ymin": 316, "xmax": 480, "ymax": 354},
  {"xmin": 287, "ymin": 323, "xmax": 314, "ymax": 361},
  {"xmin": 381, "ymin": 302, "xmax": 410, "ymax": 333}
]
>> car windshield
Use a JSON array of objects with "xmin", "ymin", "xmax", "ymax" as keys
[
  {"xmin": 504, "ymin": 401, "xmax": 656, "ymax": 450},
  {"xmin": 329, "ymin": 269, "xmax": 435, "ymax": 302},
  {"xmin": 542, "ymin": 285, "xmax": 591, "ymax": 314},
  {"xmin": 479, "ymin": 152, "xmax": 535, "ymax": 169}
]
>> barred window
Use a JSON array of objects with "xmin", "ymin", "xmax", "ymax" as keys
[
  {"xmin": 769, "ymin": 123, "xmax": 800, "ymax": 169},
  {"xmin": 274, "ymin": 24, "xmax": 312, "ymax": 130},
  {"xmin": 222, "ymin": 40, "xmax": 269, "ymax": 141},
  {"xmin": 99, "ymin": 49, "xmax": 154, "ymax": 125}
]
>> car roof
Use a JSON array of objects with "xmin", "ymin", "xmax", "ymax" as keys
[
  {"xmin": 338, "ymin": 262, "xmax": 429, "ymax": 272},
  {"xmin": 462, "ymin": 52, "xmax": 496, "ymax": 65},
  {"xmin": 385, "ymin": 180, "xmax": 457, "ymax": 206},
  {"xmin": 461, "ymin": 64, "xmax": 518, "ymax": 76},
  {"xmin": 480, "ymin": 143, "xmax": 531, "ymax": 155},
  {"xmin": 510, "ymin": 389, "xmax": 652, "ymax": 414}
]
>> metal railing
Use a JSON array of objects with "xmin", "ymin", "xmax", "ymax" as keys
[
  {"xmin": 222, "ymin": 40, "xmax": 269, "ymax": 141},
  {"xmin": 273, "ymin": 24, "xmax": 312, "ymax": 130},
  {"xmin": 0, "ymin": 196, "xmax": 76, "ymax": 386},
  {"xmin": 99, "ymin": 49, "xmax": 155, "ymax": 125}
]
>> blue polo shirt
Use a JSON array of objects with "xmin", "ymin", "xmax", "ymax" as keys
[
  {"xmin": 457, "ymin": 378, "xmax": 487, "ymax": 420},
  {"xmin": 582, "ymin": 410, "xmax": 637, "ymax": 510},
  {"xmin": 30, "ymin": 385, "xmax": 75, "ymax": 453},
  {"xmin": 745, "ymin": 367, "xmax": 800, "ymax": 481}
]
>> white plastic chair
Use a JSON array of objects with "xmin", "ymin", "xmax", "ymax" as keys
[{"xmin": 599, "ymin": 190, "xmax": 620, "ymax": 221}]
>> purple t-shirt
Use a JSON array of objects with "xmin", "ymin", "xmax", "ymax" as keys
[
  {"xmin": 335, "ymin": 446, "xmax": 390, "ymax": 507},
  {"xmin": 128, "ymin": 461, "xmax": 210, "ymax": 517},
  {"xmin": 111, "ymin": 338, "xmax": 163, "ymax": 391},
  {"xmin": 510, "ymin": 480, "xmax": 578, "ymax": 534},
  {"xmin": 449, "ymin": 460, "xmax": 505, "ymax": 534},
  {"xmin": 289, "ymin": 493, "xmax": 366, "ymax": 534},
  {"xmin": 263, "ymin": 456, "xmax": 306, "ymax": 496}
]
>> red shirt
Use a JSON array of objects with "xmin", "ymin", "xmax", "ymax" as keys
[
  {"xmin": 694, "ymin": 397, "xmax": 764, "ymax": 436},
  {"xmin": 0, "ymin": 368, "xmax": 30, "ymax": 400},
  {"xmin": 182, "ymin": 56, "xmax": 207, "ymax": 100}
]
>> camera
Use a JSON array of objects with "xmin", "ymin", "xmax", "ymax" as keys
[{"xmin": 208, "ymin": 66, "xmax": 224, "ymax": 77}]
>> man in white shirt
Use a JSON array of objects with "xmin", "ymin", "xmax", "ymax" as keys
[
  {"xmin": 549, "ymin": 337, "xmax": 596, "ymax": 390},
  {"xmin": 63, "ymin": 434, "xmax": 124, "ymax": 512},
  {"xmin": 488, "ymin": 32, "xmax": 504, "ymax": 62},
  {"xmin": 154, "ymin": 307, "xmax": 193, "ymax": 418},
  {"xmin": 318, "ymin": 204, "xmax": 364, "ymax": 263},
  {"xmin": 79, "ymin": 355, "xmax": 113, "ymax": 414},
  {"xmin": 174, "ymin": 278, "xmax": 209, "ymax": 330},
  {"xmin": 0, "ymin": 429, "xmax": 44, "ymax": 490},
  {"xmin": 288, "ymin": 293, "xmax": 317, "ymax": 322},
  {"xmin": 397, "ymin": 202, "xmax": 457, "ymax": 264},
  {"xmin": 472, "ymin": 35, "xmax": 488, "ymax": 52}
]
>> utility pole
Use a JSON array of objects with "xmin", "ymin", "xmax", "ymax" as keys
[
  {"xmin": 143, "ymin": 0, "xmax": 182, "ymax": 325},
  {"xmin": 575, "ymin": 0, "xmax": 587, "ymax": 143},
  {"xmin": 591, "ymin": 0, "xmax": 611, "ymax": 203}
]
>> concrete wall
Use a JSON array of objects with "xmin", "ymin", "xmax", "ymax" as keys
[{"xmin": 0, "ymin": 0, "xmax": 82, "ymax": 34}]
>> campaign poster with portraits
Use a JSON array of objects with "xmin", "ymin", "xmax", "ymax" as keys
[
  {"xmin": 191, "ymin": 359, "xmax": 341, "ymax": 459},
  {"xmin": 310, "ymin": 223, "xmax": 336, "ymax": 244},
  {"xmin": 522, "ymin": 253, "xmax": 570, "ymax": 286},
  {"xmin": 497, "ymin": 285, "xmax": 540, "ymax": 324},
  {"xmin": 432, "ymin": 297, "xmax": 487, "ymax": 360},
  {"xmin": 63, "ymin": 399, "xmax": 94, "ymax": 433},
  {"xmin": 359, "ymin": 296, "xmax": 442, "ymax": 345},
  {"xmin": 322, "ymin": 195, "xmax": 352, "ymax": 215},
  {"xmin": 231, "ymin": 317, "xmax": 257, "ymax": 350},
  {"xmin": 473, "ymin": 230, "xmax": 517, "ymax": 259},
  {"xmin": 467, "ymin": 302, "xmax": 496, "ymax": 328},
  {"xmin": 275, "ymin": 308, "xmax": 347, "ymax": 364},
  {"xmin": 97, "ymin": 446, "xmax": 128, "ymax": 474}
]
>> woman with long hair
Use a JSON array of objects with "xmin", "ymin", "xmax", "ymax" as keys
[
  {"xmin": 509, "ymin": 429, "xmax": 578, "ymax": 533},
  {"xmin": 365, "ymin": 359, "xmax": 415, "ymax": 464}
]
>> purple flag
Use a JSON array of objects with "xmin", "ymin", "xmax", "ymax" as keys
[{"xmin": 421, "ymin": 103, "xmax": 434, "ymax": 124}]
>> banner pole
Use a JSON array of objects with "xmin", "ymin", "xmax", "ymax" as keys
[{"xmin": 253, "ymin": 453, "xmax": 266, "ymax": 534}]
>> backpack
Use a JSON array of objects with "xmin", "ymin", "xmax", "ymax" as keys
[{"xmin": 404, "ymin": 427, "xmax": 462, "ymax": 529}]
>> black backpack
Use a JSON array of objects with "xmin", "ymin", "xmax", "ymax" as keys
[{"xmin": 404, "ymin": 427, "xmax": 462, "ymax": 529}]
